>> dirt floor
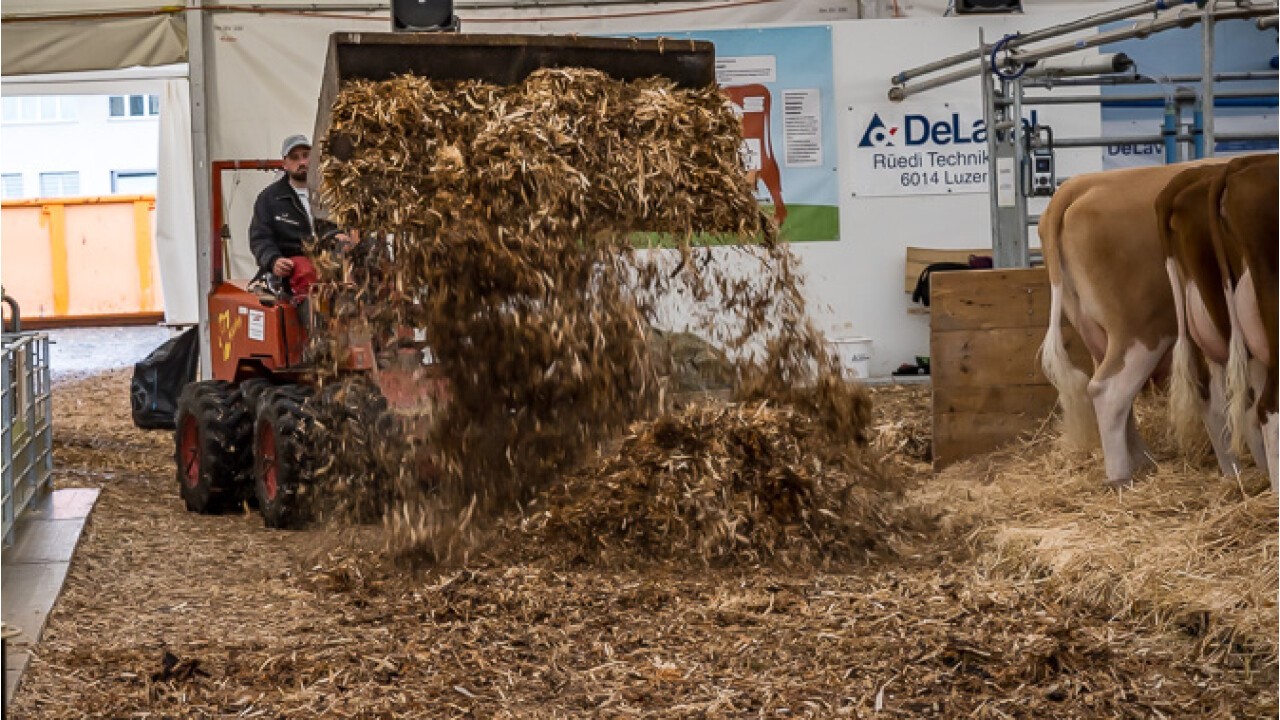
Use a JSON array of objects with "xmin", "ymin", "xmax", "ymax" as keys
[{"xmin": 9, "ymin": 370, "xmax": 1277, "ymax": 719}]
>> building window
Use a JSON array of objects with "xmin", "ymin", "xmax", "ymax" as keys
[
  {"xmin": 111, "ymin": 170, "xmax": 158, "ymax": 195},
  {"xmin": 2, "ymin": 174, "xmax": 23, "ymax": 199},
  {"xmin": 39, "ymin": 172, "xmax": 80, "ymax": 198},
  {"xmin": 1, "ymin": 96, "xmax": 77, "ymax": 124},
  {"xmin": 108, "ymin": 94, "xmax": 160, "ymax": 119}
]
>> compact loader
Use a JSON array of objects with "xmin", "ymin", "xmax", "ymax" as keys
[{"xmin": 174, "ymin": 32, "xmax": 716, "ymax": 528}]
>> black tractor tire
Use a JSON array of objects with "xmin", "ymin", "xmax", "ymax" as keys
[
  {"xmin": 253, "ymin": 385, "xmax": 313, "ymax": 529},
  {"xmin": 174, "ymin": 380, "xmax": 252, "ymax": 513},
  {"xmin": 311, "ymin": 378, "xmax": 397, "ymax": 522},
  {"xmin": 238, "ymin": 377, "xmax": 275, "ymax": 415}
]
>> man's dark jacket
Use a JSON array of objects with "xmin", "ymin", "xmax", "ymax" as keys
[{"xmin": 248, "ymin": 175, "xmax": 337, "ymax": 272}]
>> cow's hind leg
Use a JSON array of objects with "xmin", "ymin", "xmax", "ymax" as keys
[
  {"xmin": 1245, "ymin": 359, "xmax": 1269, "ymax": 475},
  {"xmin": 1205, "ymin": 363, "xmax": 1240, "ymax": 477},
  {"xmin": 1264, "ymin": 413, "xmax": 1278, "ymax": 493},
  {"xmin": 1259, "ymin": 363, "xmax": 1278, "ymax": 492},
  {"xmin": 1089, "ymin": 339, "xmax": 1171, "ymax": 487}
]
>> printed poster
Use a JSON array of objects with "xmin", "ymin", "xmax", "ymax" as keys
[{"xmin": 630, "ymin": 26, "xmax": 840, "ymax": 242}]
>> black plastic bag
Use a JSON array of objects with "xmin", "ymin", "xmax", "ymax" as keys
[
  {"xmin": 130, "ymin": 328, "xmax": 200, "ymax": 430},
  {"xmin": 912, "ymin": 262, "xmax": 970, "ymax": 307},
  {"xmin": 911, "ymin": 255, "xmax": 994, "ymax": 307}
]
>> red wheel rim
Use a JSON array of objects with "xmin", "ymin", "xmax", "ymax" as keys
[
  {"xmin": 179, "ymin": 415, "xmax": 200, "ymax": 489},
  {"xmin": 258, "ymin": 421, "xmax": 279, "ymax": 501}
]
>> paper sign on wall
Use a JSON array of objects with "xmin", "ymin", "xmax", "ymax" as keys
[{"xmin": 782, "ymin": 89, "xmax": 823, "ymax": 168}]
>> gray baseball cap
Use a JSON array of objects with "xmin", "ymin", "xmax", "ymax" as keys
[{"xmin": 281, "ymin": 134, "xmax": 310, "ymax": 157}]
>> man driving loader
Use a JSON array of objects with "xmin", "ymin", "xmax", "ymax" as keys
[{"xmin": 248, "ymin": 134, "xmax": 351, "ymax": 298}]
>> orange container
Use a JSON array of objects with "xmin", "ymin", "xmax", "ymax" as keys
[{"xmin": 1, "ymin": 195, "xmax": 163, "ymax": 324}]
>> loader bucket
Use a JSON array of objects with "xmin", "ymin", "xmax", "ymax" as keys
[
  {"xmin": 308, "ymin": 31, "xmax": 716, "ymax": 210},
  {"xmin": 305, "ymin": 32, "xmax": 718, "ymax": 474}
]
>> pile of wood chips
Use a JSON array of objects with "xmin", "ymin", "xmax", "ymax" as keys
[
  {"xmin": 525, "ymin": 400, "xmax": 914, "ymax": 569},
  {"xmin": 305, "ymin": 68, "xmax": 870, "ymax": 564},
  {"xmin": 13, "ymin": 372, "xmax": 1276, "ymax": 718}
]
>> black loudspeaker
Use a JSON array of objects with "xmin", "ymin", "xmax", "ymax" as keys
[
  {"xmin": 391, "ymin": 0, "xmax": 459, "ymax": 31},
  {"xmin": 954, "ymin": 0, "xmax": 1022, "ymax": 13}
]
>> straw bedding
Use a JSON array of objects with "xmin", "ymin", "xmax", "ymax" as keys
[
  {"xmin": 10, "ymin": 372, "xmax": 1276, "ymax": 718},
  {"xmin": 919, "ymin": 396, "xmax": 1279, "ymax": 674},
  {"xmin": 9, "ymin": 69, "xmax": 1275, "ymax": 716}
]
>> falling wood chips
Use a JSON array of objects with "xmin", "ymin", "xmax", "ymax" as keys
[
  {"xmin": 10, "ymin": 371, "xmax": 1276, "ymax": 717},
  {"xmin": 304, "ymin": 68, "xmax": 867, "ymax": 564}
]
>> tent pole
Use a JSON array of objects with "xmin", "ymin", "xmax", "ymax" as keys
[
  {"xmin": 187, "ymin": 5, "xmax": 213, "ymax": 378},
  {"xmin": 1202, "ymin": 1, "xmax": 1216, "ymax": 157}
]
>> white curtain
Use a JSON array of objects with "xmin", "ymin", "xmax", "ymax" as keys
[{"xmin": 155, "ymin": 77, "xmax": 199, "ymax": 325}]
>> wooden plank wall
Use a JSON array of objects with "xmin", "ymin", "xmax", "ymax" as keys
[{"xmin": 929, "ymin": 267, "xmax": 1092, "ymax": 470}]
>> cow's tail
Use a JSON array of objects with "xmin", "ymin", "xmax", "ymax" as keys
[
  {"xmin": 1163, "ymin": 260, "xmax": 1207, "ymax": 451},
  {"xmin": 1208, "ymin": 165, "xmax": 1253, "ymax": 457},
  {"xmin": 1038, "ymin": 185, "xmax": 1097, "ymax": 449},
  {"xmin": 1224, "ymin": 299, "xmax": 1251, "ymax": 456}
]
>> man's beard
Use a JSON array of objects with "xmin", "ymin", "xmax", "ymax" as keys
[{"xmin": 289, "ymin": 167, "xmax": 308, "ymax": 183}]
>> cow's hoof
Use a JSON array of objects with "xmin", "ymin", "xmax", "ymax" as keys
[{"xmin": 1104, "ymin": 477, "xmax": 1134, "ymax": 490}]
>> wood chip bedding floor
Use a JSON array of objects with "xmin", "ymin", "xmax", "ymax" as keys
[{"xmin": 10, "ymin": 372, "xmax": 1275, "ymax": 718}]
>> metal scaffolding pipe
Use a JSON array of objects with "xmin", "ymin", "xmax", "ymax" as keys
[
  {"xmin": 890, "ymin": 0, "xmax": 1195, "ymax": 85},
  {"xmin": 1260, "ymin": 15, "xmax": 1279, "ymax": 27},
  {"xmin": 1052, "ymin": 130, "xmax": 1278, "ymax": 147},
  {"xmin": 1203, "ymin": 1, "xmax": 1217, "ymax": 155},
  {"xmin": 889, "ymin": 62, "xmax": 984, "ymax": 101},
  {"xmin": 1025, "ymin": 70, "xmax": 1280, "ymax": 86},
  {"xmin": 889, "ymin": 5, "xmax": 1277, "ymax": 100},
  {"xmin": 999, "ymin": 5, "xmax": 1276, "ymax": 69},
  {"xmin": 1023, "ymin": 52, "xmax": 1135, "ymax": 78},
  {"xmin": 1022, "ymin": 88, "xmax": 1278, "ymax": 104}
]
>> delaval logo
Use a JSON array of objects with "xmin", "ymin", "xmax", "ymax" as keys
[
  {"xmin": 858, "ymin": 109, "xmax": 1040, "ymax": 148},
  {"xmin": 858, "ymin": 114, "xmax": 898, "ymax": 147}
]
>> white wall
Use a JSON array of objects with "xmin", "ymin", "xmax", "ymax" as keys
[
  {"xmin": 0, "ymin": 95, "xmax": 159, "ymax": 198},
  {"xmin": 804, "ymin": 15, "xmax": 1102, "ymax": 375},
  {"xmin": 204, "ymin": 8, "xmax": 1113, "ymax": 376}
]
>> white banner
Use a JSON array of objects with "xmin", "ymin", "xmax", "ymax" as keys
[
  {"xmin": 1100, "ymin": 115, "xmax": 1279, "ymax": 170},
  {"xmin": 848, "ymin": 101, "xmax": 998, "ymax": 197}
]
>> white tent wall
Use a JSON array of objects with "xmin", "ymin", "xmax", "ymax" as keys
[
  {"xmin": 4, "ymin": 0, "xmax": 175, "ymax": 13},
  {"xmin": 823, "ymin": 16, "xmax": 1099, "ymax": 374},
  {"xmin": 0, "ymin": 65, "xmax": 199, "ymax": 325},
  {"xmin": 1, "ymin": 0, "xmax": 1129, "ymax": 370},
  {"xmin": 155, "ymin": 78, "xmax": 200, "ymax": 325},
  {"xmin": 1, "ymin": 13, "xmax": 187, "ymax": 76},
  {"xmin": 204, "ymin": 6, "xmax": 1101, "ymax": 375},
  {"xmin": 204, "ymin": 1, "xmax": 860, "ymax": 288}
]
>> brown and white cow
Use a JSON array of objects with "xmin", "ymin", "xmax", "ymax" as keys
[
  {"xmin": 1210, "ymin": 153, "xmax": 1278, "ymax": 489},
  {"xmin": 1039, "ymin": 160, "xmax": 1228, "ymax": 486},
  {"xmin": 1157, "ymin": 162, "xmax": 1266, "ymax": 478},
  {"xmin": 1157, "ymin": 163, "xmax": 1248, "ymax": 475}
]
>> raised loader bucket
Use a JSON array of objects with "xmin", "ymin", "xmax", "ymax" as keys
[
  {"xmin": 304, "ymin": 32, "xmax": 718, "ymax": 464},
  {"xmin": 308, "ymin": 32, "xmax": 716, "ymax": 209}
]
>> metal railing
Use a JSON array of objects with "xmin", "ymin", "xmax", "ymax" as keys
[
  {"xmin": 886, "ymin": 0, "xmax": 1278, "ymax": 268},
  {"xmin": 2, "ymin": 332, "xmax": 53, "ymax": 546}
]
